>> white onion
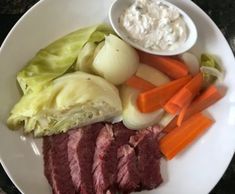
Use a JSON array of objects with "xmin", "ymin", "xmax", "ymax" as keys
[
  {"xmin": 75, "ymin": 42, "xmax": 96, "ymax": 72},
  {"xmin": 121, "ymin": 85, "xmax": 164, "ymax": 129},
  {"xmin": 158, "ymin": 112, "xmax": 175, "ymax": 129},
  {"xmin": 92, "ymin": 34, "xmax": 139, "ymax": 85}
]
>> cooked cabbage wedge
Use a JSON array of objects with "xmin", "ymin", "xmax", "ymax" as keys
[
  {"xmin": 8, "ymin": 72, "xmax": 122, "ymax": 136},
  {"xmin": 17, "ymin": 24, "xmax": 114, "ymax": 94}
]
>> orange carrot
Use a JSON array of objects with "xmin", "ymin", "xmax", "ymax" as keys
[
  {"xmin": 163, "ymin": 85, "xmax": 223, "ymax": 133},
  {"xmin": 164, "ymin": 73, "xmax": 203, "ymax": 114},
  {"xmin": 192, "ymin": 85, "xmax": 222, "ymax": 104},
  {"xmin": 137, "ymin": 75, "xmax": 192, "ymax": 113},
  {"xmin": 138, "ymin": 50, "xmax": 189, "ymax": 79},
  {"xmin": 177, "ymin": 102, "xmax": 190, "ymax": 127},
  {"xmin": 126, "ymin": 75, "xmax": 156, "ymax": 92},
  {"xmin": 160, "ymin": 112, "xmax": 214, "ymax": 160}
]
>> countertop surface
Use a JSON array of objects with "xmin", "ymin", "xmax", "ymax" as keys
[{"xmin": 0, "ymin": 0, "xmax": 234, "ymax": 194}]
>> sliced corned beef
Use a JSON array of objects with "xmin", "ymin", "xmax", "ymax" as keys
[
  {"xmin": 92, "ymin": 124, "xmax": 115, "ymax": 194},
  {"xmin": 68, "ymin": 123, "xmax": 104, "ymax": 194},
  {"xmin": 43, "ymin": 133, "xmax": 76, "ymax": 194},
  {"xmin": 112, "ymin": 123, "xmax": 136, "ymax": 145},
  {"xmin": 116, "ymin": 144, "xmax": 140, "ymax": 192},
  {"xmin": 43, "ymin": 122, "xmax": 163, "ymax": 194},
  {"xmin": 129, "ymin": 126, "xmax": 162, "ymax": 190},
  {"xmin": 93, "ymin": 123, "xmax": 135, "ymax": 194}
]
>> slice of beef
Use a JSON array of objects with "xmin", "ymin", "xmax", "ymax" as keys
[
  {"xmin": 43, "ymin": 133, "xmax": 76, "ymax": 194},
  {"xmin": 116, "ymin": 144, "xmax": 140, "ymax": 192},
  {"xmin": 129, "ymin": 126, "xmax": 162, "ymax": 190},
  {"xmin": 112, "ymin": 122, "xmax": 136, "ymax": 145},
  {"xmin": 92, "ymin": 124, "xmax": 115, "ymax": 194},
  {"xmin": 68, "ymin": 123, "xmax": 104, "ymax": 194},
  {"xmin": 92, "ymin": 123, "xmax": 135, "ymax": 194}
]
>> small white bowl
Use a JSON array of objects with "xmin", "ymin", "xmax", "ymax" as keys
[{"xmin": 109, "ymin": 0, "xmax": 198, "ymax": 56}]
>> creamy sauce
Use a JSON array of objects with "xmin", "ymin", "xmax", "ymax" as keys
[{"xmin": 120, "ymin": 0, "xmax": 188, "ymax": 51}]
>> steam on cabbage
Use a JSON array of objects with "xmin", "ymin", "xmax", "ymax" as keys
[
  {"xmin": 92, "ymin": 34, "xmax": 139, "ymax": 85},
  {"xmin": 17, "ymin": 24, "xmax": 114, "ymax": 94},
  {"xmin": 7, "ymin": 72, "xmax": 122, "ymax": 136},
  {"xmin": 121, "ymin": 85, "xmax": 164, "ymax": 129}
]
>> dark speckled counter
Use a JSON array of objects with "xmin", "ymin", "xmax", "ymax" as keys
[{"xmin": 0, "ymin": 0, "xmax": 234, "ymax": 193}]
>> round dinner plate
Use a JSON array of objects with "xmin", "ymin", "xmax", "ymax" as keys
[{"xmin": 0, "ymin": 0, "xmax": 235, "ymax": 194}]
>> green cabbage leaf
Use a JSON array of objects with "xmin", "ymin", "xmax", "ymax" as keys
[{"xmin": 17, "ymin": 24, "xmax": 113, "ymax": 94}]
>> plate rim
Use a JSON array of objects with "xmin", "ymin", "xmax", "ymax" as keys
[{"xmin": 0, "ymin": 0, "xmax": 234, "ymax": 194}]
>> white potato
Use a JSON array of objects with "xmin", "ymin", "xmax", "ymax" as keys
[
  {"xmin": 136, "ymin": 64, "xmax": 170, "ymax": 86},
  {"xmin": 92, "ymin": 34, "xmax": 139, "ymax": 85},
  {"xmin": 121, "ymin": 85, "xmax": 164, "ymax": 129}
]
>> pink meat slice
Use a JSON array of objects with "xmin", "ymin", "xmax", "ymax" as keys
[
  {"xmin": 43, "ymin": 133, "xmax": 76, "ymax": 194},
  {"xmin": 92, "ymin": 123, "xmax": 135, "ymax": 194},
  {"xmin": 116, "ymin": 144, "xmax": 140, "ymax": 192},
  {"xmin": 129, "ymin": 126, "xmax": 162, "ymax": 190},
  {"xmin": 68, "ymin": 123, "xmax": 104, "ymax": 194}
]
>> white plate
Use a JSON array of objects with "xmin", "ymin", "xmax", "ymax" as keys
[{"xmin": 0, "ymin": 0, "xmax": 234, "ymax": 194}]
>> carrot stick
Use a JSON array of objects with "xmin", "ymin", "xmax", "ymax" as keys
[
  {"xmin": 192, "ymin": 85, "xmax": 222, "ymax": 104},
  {"xmin": 177, "ymin": 102, "xmax": 190, "ymax": 127},
  {"xmin": 163, "ymin": 85, "xmax": 222, "ymax": 133},
  {"xmin": 138, "ymin": 50, "xmax": 189, "ymax": 79},
  {"xmin": 164, "ymin": 73, "xmax": 203, "ymax": 114},
  {"xmin": 126, "ymin": 75, "xmax": 156, "ymax": 92},
  {"xmin": 159, "ymin": 112, "xmax": 214, "ymax": 160},
  {"xmin": 137, "ymin": 75, "xmax": 192, "ymax": 113}
]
